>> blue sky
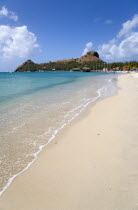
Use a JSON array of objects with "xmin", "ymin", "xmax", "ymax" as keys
[{"xmin": 0, "ymin": 0, "xmax": 138, "ymax": 71}]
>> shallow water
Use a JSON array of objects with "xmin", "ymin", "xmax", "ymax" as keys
[{"xmin": 0, "ymin": 71, "xmax": 119, "ymax": 195}]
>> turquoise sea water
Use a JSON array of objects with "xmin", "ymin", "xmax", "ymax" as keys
[{"xmin": 0, "ymin": 71, "xmax": 119, "ymax": 195}]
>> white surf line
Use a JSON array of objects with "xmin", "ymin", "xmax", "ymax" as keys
[{"xmin": 0, "ymin": 78, "xmax": 117, "ymax": 197}]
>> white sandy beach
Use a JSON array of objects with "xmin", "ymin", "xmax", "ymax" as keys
[{"xmin": 0, "ymin": 73, "xmax": 138, "ymax": 210}]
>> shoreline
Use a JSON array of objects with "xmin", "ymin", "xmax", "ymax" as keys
[
  {"xmin": 0, "ymin": 73, "xmax": 118, "ymax": 197},
  {"xmin": 0, "ymin": 73, "xmax": 138, "ymax": 210}
]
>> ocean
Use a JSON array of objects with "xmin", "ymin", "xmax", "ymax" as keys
[{"xmin": 0, "ymin": 71, "xmax": 119, "ymax": 195}]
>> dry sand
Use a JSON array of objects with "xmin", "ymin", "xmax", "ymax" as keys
[{"xmin": 0, "ymin": 73, "xmax": 138, "ymax": 210}]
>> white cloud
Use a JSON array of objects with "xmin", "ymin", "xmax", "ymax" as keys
[
  {"xmin": 98, "ymin": 14, "xmax": 138, "ymax": 61},
  {"xmin": 9, "ymin": 12, "xmax": 18, "ymax": 22},
  {"xmin": 0, "ymin": 6, "xmax": 8, "ymax": 16},
  {"xmin": 0, "ymin": 25, "xmax": 40, "ymax": 59},
  {"xmin": 82, "ymin": 42, "xmax": 93, "ymax": 56},
  {"xmin": 104, "ymin": 19, "xmax": 112, "ymax": 24},
  {"xmin": 0, "ymin": 6, "xmax": 18, "ymax": 21},
  {"xmin": 118, "ymin": 14, "xmax": 138, "ymax": 38}
]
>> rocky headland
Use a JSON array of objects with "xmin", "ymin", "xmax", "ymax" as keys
[{"xmin": 15, "ymin": 51, "xmax": 104, "ymax": 72}]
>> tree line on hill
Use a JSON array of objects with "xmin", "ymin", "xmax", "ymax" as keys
[{"xmin": 15, "ymin": 60, "xmax": 138, "ymax": 72}]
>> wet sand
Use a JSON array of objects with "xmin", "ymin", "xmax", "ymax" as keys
[{"xmin": 0, "ymin": 73, "xmax": 138, "ymax": 210}]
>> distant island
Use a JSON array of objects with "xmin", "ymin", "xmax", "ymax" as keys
[{"xmin": 15, "ymin": 51, "xmax": 138, "ymax": 72}]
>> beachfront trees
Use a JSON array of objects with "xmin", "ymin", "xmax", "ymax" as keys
[{"xmin": 15, "ymin": 60, "xmax": 138, "ymax": 72}]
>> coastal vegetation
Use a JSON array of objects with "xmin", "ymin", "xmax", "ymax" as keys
[
  {"xmin": 15, "ymin": 60, "xmax": 138, "ymax": 72},
  {"xmin": 15, "ymin": 51, "xmax": 138, "ymax": 72},
  {"xmin": 108, "ymin": 61, "xmax": 138, "ymax": 70}
]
